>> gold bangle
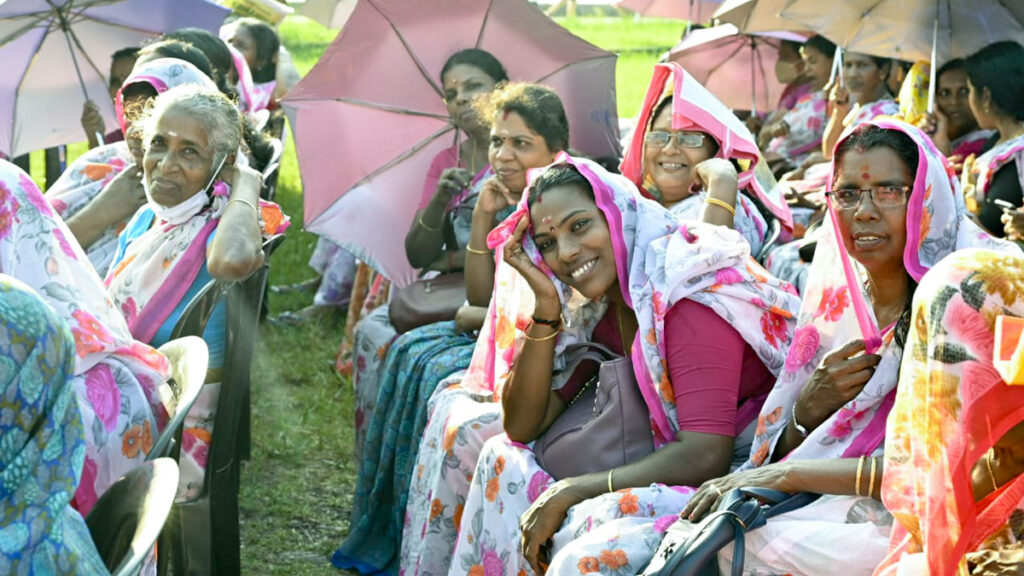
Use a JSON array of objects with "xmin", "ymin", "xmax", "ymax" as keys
[
  {"xmin": 704, "ymin": 196, "xmax": 737, "ymax": 217},
  {"xmin": 418, "ymin": 215, "xmax": 442, "ymax": 232},
  {"xmin": 868, "ymin": 456, "xmax": 877, "ymax": 499},
  {"xmin": 855, "ymin": 455, "xmax": 865, "ymax": 497},
  {"xmin": 986, "ymin": 449, "xmax": 1000, "ymax": 492},
  {"xmin": 522, "ymin": 329, "xmax": 559, "ymax": 342},
  {"xmin": 608, "ymin": 468, "xmax": 616, "ymax": 493},
  {"xmin": 227, "ymin": 197, "xmax": 259, "ymax": 216},
  {"xmin": 465, "ymin": 244, "xmax": 491, "ymax": 255}
]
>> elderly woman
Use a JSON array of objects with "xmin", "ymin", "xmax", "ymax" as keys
[
  {"xmin": 669, "ymin": 120, "xmax": 1010, "ymax": 576},
  {"xmin": 105, "ymin": 85, "xmax": 288, "ymax": 497},
  {"xmin": 397, "ymin": 83, "xmax": 568, "ymax": 576},
  {"xmin": 0, "ymin": 273, "xmax": 111, "ymax": 576},
  {"xmin": 51, "ymin": 51, "xmax": 217, "ymax": 275},
  {"xmin": 619, "ymin": 62, "xmax": 794, "ymax": 257},
  {"xmin": 0, "ymin": 159, "xmax": 168, "ymax": 515},
  {"xmin": 448, "ymin": 154, "xmax": 799, "ymax": 574}
]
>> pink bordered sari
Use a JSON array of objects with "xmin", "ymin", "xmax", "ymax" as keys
[
  {"xmin": 479, "ymin": 154, "xmax": 799, "ymax": 446},
  {"xmin": 620, "ymin": 62, "xmax": 794, "ymax": 234},
  {"xmin": 975, "ymin": 133, "xmax": 1024, "ymax": 203},
  {"xmin": 0, "ymin": 160, "xmax": 169, "ymax": 515},
  {"xmin": 746, "ymin": 119, "xmax": 1009, "ymax": 469},
  {"xmin": 114, "ymin": 59, "xmax": 217, "ymax": 136}
]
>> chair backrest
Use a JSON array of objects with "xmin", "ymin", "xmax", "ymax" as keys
[
  {"xmin": 756, "ymin": 217, "xmax": 782, "ymax": 264},
  {"xmin": 148, "ymin": 337, "xmax": 210, "ymax": 461},
  {"xmin": 260, "ymin": 138, "xmax": 284, "ymax": 201},
  {"xmin": 86, "ymin": 459, "xmax": 179, "ymax": 576},
  {"xmin": 169, "ymin": 279, "xmax": 227, "ymax": 341}
]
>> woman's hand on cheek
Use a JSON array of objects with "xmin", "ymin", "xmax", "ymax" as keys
[
  {"xmin": 475, "ymin": 176, "xmax": 516, "ymax": 218},
  {"xmin": 504, "ymin": 217, "xmax": 560, "ymax": 309},
  {"xmin": 693, "ymin": 158, "xmax": 739, "ymax": 191}
]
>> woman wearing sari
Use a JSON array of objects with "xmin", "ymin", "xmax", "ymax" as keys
[
  {"xmin": 961, "ymin": 41, "xmax": 1024, "ymax": 238},
  {"xmin": 0, "ymin": 273, "xmax": 110, "ymax": 576},
  {"xmin": 0, "ymin": 159, "xmax": 169, "ymax": 515},
  {"xmin": 669, "ymin": 119, "xmax": 1010, "ymax": 576},
  {"xmin": 449, "ymin": 155, "xmax": 799, "ymax": 574},
  {"xmin": 331, "ymin": 50, "xmax": 512, "ymax": 574},
  {"xmin": 398, "ymin": 83, "xmax": 569, "ymax": 576},
  {"xmin": 54, "ymin": 52, "xmax": 219, "ymax": 275},
  {"xmin": 822, "ymin": 53, "xmax": 899, "ymax": 160},
  {"xmin": 619, "ymin": 63, "xmax": 794, "ymax": 258},
  {"xmin": 875, "ymin": 248, "xmax": 1024, "ymax": 575},
  {"xmin": 105, "ymin": 85, "xmax": 288, "ymax": 498}
]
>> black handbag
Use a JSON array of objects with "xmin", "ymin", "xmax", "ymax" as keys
[{"xmin": 645, "ymin": 488, "xmax": 820, "ymax": 576}]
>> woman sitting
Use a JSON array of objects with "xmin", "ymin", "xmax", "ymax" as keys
[
  {"xmin": 399, "ymin": 83, "xmax": 569, "ymax": 576},
  {"xmin": 0, "ymin": 273, "xmax": 111, "ymax": 576},
  {"xmin": 675, "ymin": 120, "xmax": 1009, "ymax": 576},
  {"xmin": 1, "ymin": 159, "xmax": 168, "ymax": 515},
  {"xmin": 923, "ymin": 58, "xmax": 993, "ymax": 159},
  {"xmin": 225, "ymin": 18, "xmax": 282, "ymax": 110},
  {"xmin": 960, "ymin": 41, "xmax": 1024, "ymax": 238},
  {"xmin": 620, "ymin": 62, "xmax": 794, "ymax": 258},
  {"xmin": 449, "ymin": 156, "xmax": 798, "ymax": 573},
  {"xmin": 822, "ymin": 53, "xmax": 899, "ymax": 159},
  {"xmin": 876, "ymin": 250, "xmax": 1024, "ymax": 575},
  {"xmin": 51, "ymin": 50, "xmax": 217, "ymax": 274},
  {"xmin": 105, "ymin": 85, "xmax": 288, "ymax": 498}
]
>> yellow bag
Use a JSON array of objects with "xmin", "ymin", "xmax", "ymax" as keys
[{"xmin": 898, "ymin": 60, "xmax": 931, "ymax": 126}]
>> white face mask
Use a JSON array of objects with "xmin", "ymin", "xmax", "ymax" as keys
[{"xmin": 145, "ymin": 155, "xmax": 227, "ymax": 225}]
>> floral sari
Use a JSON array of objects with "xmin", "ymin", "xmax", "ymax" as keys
[
  {"xmin": 974, "ymin": 132, "xmax": 1024, "ymax": 204},
  {"xmin": 0, "ymin": 160, "xmax": 169, "ymax": 515},
  {"xmin": 767, "ymin": 89, "xmax": 828, "ymax": 165},
  {"xmin": 448, "ymin": 155, "xmax": 799, "ymax": 574},
  {"xmin": 877, "ymin": 249, "xmax": 1024, "ymax": 576},
  {"xmin": 0, "ymin": 275, "xmax": 110, "ymax": 576}
]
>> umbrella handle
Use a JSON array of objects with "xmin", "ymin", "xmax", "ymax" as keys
[{"xmin": 927, "ymin": 18, "xmax": 937, "ymax": 115}]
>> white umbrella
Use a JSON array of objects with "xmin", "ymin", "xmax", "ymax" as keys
[{"xmin": 712, "ymin": 0, "xmax": 806, "ymax": 33}]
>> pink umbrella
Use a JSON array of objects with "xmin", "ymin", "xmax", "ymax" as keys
[
  {"xmin": 283, "ymin": 0, "xmax": 620, "ymax": 287},
  {"xmin": 618, "ymin": 0, "xmax": 720, "ymax": 21},
  {"xmin": 668, "ymin": 23, "xmax": 805, "ymax": 113}
]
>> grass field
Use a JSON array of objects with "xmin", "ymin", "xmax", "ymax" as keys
[{"xmin": 32, "ymin": 13, "xmax": 688, "ymax": 575}]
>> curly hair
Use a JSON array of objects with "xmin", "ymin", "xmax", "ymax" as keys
[{"xmin": 473, "ymin": 82, "xmax": 569, "ymax": 153}]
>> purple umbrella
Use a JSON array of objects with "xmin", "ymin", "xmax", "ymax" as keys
[{"xmin": 0, "ymin": 0, "xmax": 230, "ymax": 157}]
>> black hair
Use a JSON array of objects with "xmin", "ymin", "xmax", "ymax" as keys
[
  {"xmin": 966, "ymin": 41, "xmax": 1024, "ymax": 121},
  {"xmin": 111, "ymin": 46, "xmax": 140, "ymax": 62},
  {"xmin": 779, "ymin": 39, "xmax": 803, "ymax": 60},
  {"xmin": 833, "ymin": 124, "xmax": 920, "ymax": 348},
  {"xmin": 161, "ymin": 28, "xmax": 237, "ymax": 98},
  {"xmin": 137, "ymin": 40, "xmax": 215, "ymax": 80},
  {"xmin": 802, "ymin": 35, "xmax": 836, "ymax": 59},
  {"xmin": 937, "ymin": 57, "xmax": 966, "ymax": 80},
  {"xmin": 440, "ymin": 48, "xmax": 508, "ymax": 85},
  {"xmin": 528, "ymin": 163, "xmax": 594, "ymax": 205},
  {"xmin": 475, "ymin": 82, "xmax": 569, "ymax": 153},
  {"xmin": 235, "ymin": 18, "xmax": 281, "ymax": 83}
]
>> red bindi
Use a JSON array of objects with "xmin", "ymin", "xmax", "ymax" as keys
[{"xmin": 861, "ymin": 172, "xmax": 871, "ymax": 180}]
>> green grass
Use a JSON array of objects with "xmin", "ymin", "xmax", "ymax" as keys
[{"xmin": 28, "ymin": 13, "xmax": 677, "ymax": 575}]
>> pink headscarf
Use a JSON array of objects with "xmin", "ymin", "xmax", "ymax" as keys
[
  {"xmin": 114, "ymin": 58, "xmax": 217, "ymax": 134},
  {"xmin": 621, "ymin": 62, "xmax": 793, "ymax": 232}
]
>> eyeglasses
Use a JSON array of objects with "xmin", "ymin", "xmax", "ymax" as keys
[
  {"xmin": 825, "ymin": 186, "xmax": 912, "ymax": 210},
  {"xmin": 644, "ymin": 130, "xmax": 706, "ymax": 149}
]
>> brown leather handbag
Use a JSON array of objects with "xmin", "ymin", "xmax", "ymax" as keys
[
  {"xmin": 533, "ymin": 343, "xmax": 654, "ymax": 480},
  {"xmin": 388, "ymin": 272, "xmax": 466, "ymax": 334}
]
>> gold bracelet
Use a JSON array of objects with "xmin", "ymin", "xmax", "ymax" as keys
[
  {"xmin": 704, "ymin": 196, "xmax": 737, "ymax": 217},
  {"xmin": 855, "ymin": 455, "xmax": 865, "ymax": 497},
  {"xmin": 986, "ymin": 449, "xmax": 1000, "ymax": 492},
  {"xmin": 522, "ymin": 329, "xmax": 559, "ymax": 342},
  {"xmin": 465, "ymin": 244, "xmax": 491, "ymax": 255},
  {"xmin": 418, "ymin": 215, "xmax": 442, "ymax": 232},
  {"xmin": 227, "ymin": 197, "xmax": 259, "ymax": 216},
  {"xmin": 868, "ymin": 456, "xmax": 877, "ymax": 499},
  {"xmin": 608, "ymin": 468, "xmax": 616, "ymax": 493}
]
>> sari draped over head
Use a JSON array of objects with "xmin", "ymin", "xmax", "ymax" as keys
[
  {"xmin": 620, "ymin": 62, "xmax": 794, "ymax": 233},
  {"xmin": 975, "ymin": 133, "xmax": 1024, "ymax": 203},
  {"xmin": 114, "ymin": 58, "xmax": 218, "ymax": 135},
  {"xmin": 474, "ymin": 155, "xmax": 799, "ymax": 447},
  {"xmin": 877, "ymin": 248, "xmax": 1024, "ymax": 576},
  {"xmin": 228, "ymin": 44, "xmax": 261, "ymax": 113},
  {"xmin": 0, "ymin": 275, "xmax": 109, "ymax": 576},
  {"xmin": 745, "ymin": 119, "xmax": 1011, "ymax": 468}
]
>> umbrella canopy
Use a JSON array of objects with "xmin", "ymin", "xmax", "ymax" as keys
[
  {"xmin": 283, "ymin": 0, "xmax": 620, "ymax": 287},
  {"xmin": 779, "ymin": 0, "xmax": 1024, "ymax": 63},
  {"xmin": 618, "ymin": 0, "xmax": 720, "ymax": 21},
  {"xmin": 668, "ymin": 23, "xmax": 804, "ymax": 113},
  {"xmin": 293, "ymin": 0, "xmax": 357, "ymax": 28},
  {"xmin": 0, "ymin": 0, "xmax": 230, "ymax": 157},
  {"xmin": 712, "ymin": 0, "xmax": 806, "ymax": 33}
]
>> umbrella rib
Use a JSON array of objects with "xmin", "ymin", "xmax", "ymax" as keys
[
  {"xmin": 0, "ymin": 14, "xmax": 51, "ymax": 45},
  {"xmin": 287, "ymin": 96, "xmax": 449, "ymax": 120},
  {"xmin": 8, "ymin": 16, "xmax": 56, "ymax": 156},
  {"xmin": 365, "ymin": 0, "xmax": 442, "ymax": 98},
  {"xmin": 63, "ymin": 14, "xmax": 111, "ymax": 87},
  {"xmin": 475, "ymin": 0, "xmax": 493, "ymax": 49},
  {"xmin": 534, "ymin": 53, "xmax": 617, "ymax": 85}
]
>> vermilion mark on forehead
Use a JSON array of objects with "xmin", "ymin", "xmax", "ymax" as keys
[{"xmin": 502, "ymin": 109, "xmax": 510, "ymax": 121}]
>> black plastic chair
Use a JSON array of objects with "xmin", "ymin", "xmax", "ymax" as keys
[
  {"xmin": 756, "ymin": 217, "xmax": 782, "ymax": 264},
  {"xmin": 260, "ymin": 137, "xmax": 284, "ymax": 202},
  {"xmin": 160, "ymin": 234, "xmax": 284, "ymax": 576},
  {"xmin": 86, "ymin": 459, "xmax": 179, "ymax": 576},
  {"xmin": 147, "ymin": 337, "xmax": 209, "ymax": 461}
]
